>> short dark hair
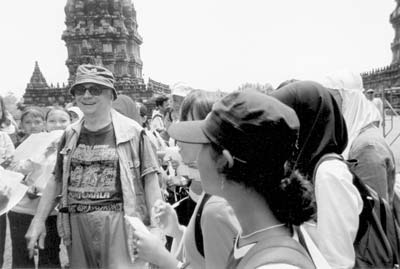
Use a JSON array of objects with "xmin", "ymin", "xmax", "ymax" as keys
[
  {"xmin": 0, "ymin": 96, "xmax": 10, "ymax": 126},
  {"xmin": 20, "ymin": 107, "xmax": 45, "ymax": 123},
  {"xmin": 138, "ymin": 103, "xmax": 148, "ymax": 117},
  {"xmin": 155, "ymin": 96, "xmax": 169, "ymax": 107},
  {"xmin": 180, "ymin": 90, "xmax": 223, "ymax": 121}
]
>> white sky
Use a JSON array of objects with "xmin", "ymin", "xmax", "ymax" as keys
[{"xmin": 0, "ymin": 0, "xmax": 396, "ymax": 98}]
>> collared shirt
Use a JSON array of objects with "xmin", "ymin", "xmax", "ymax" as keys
[{"xmin": 56, "ymin": 109, "xmax": 160, "ymax": 262}]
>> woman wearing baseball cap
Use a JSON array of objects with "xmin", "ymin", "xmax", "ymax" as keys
[{"xmin": 167, "ymin": 90, "xmax": 315, "ymax": 268}]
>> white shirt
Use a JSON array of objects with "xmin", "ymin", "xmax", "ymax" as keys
[
  {"xmin": 151, "ymin": 110, "xmax": 164, "ymax": 132},
  {"xmin": 313, "ymin": 159, "xmax": 363, "ymax": 269}
]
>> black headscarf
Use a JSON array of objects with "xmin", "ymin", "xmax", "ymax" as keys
[
  {"xmin": 271, "ymin": 80, "xmax": 348, "ymax": 179},
  {"xmin": 112, "ymin": 95, "xmax": 141, "ymax": 124}
]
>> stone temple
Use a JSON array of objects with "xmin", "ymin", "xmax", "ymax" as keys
[
  {"xmin": 23, "ymin": 0, "xmax": 170, "ymax": 107},
  {"xmin": 362, "ymin": 0, "xmax": 400, "ymax": 110}
]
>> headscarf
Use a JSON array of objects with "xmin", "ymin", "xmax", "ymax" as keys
[
  {"xmin": 271, "ymin": 80, "xmax": 348, "ymax": 178},
  {"xmin": 66, "ymin": 106, "xmax": 84, "ymax": 121},
  {"xmin": 320, "ymin": 71, "xmax": 382, "ymax": 159},
  {"xmin": 112, "ymin": 95, "xmax": 141, "ymax": 124}
]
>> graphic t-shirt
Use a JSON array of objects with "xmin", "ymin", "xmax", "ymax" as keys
[{"xmin": 67, "ymin": 123, "xmax": 123, "ymax": 213}]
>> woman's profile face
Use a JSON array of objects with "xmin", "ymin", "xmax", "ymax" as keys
[{"xmin": 177, "ymin": 111, "xmax": 200, "ymax": 167}]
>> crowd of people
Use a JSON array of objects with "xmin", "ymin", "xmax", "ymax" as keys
[{"xmin": 0, "ymin": 64, "xmax": 398, "ymax": 269}]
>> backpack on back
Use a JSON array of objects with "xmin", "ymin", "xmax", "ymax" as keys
[
  {"xmin": 236, "ymin": 235, "xmax": 316, "ymax": 269},
  {"xmin": 314, "ymin": 153, "xmax": 400, "ymax": 269}
]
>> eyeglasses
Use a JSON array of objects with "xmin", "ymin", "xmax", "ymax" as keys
[{"xmin": 73, "ymin": 85, "xmax": 107, "ymax": 96}]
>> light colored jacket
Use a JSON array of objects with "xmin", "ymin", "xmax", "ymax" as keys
[{"xmin": 57, "ymin": 109, "xmax": 159, "ymax": 261}]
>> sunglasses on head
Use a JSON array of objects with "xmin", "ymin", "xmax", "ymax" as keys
[{"xmin": 73, "ymin": 85, "xmax": 109, "ymax": 96}]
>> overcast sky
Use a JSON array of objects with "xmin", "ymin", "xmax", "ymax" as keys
[{"xmin": 0, "ymin": 0, "xmax": 396, "ymax": 98}]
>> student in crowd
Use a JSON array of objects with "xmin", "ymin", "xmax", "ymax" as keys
[
  {"xmin": 66, "ymin": 106, "xmax": 83, "ymax": 124},
  {"xmin": 166, "ymin": 90, "xmax": 315, "ymax": 268},
  {"xmin": 151, "ymin": 95, "xmax": 169, "ymax": 133},
  {"xmin": 8, "ymin": 107, "xmax": 62, "ymax": 269},
  {"xmin": 131, "ymin": 89, "xmax": 241, "ymax": 269},
  {"xmin": 112, "ymin": 94, "xmax": 141, "ymax": 124},
  {"xmin": 271, "ymin": 81, "xmax": 362, "ymax": 269},
  {"xmin": 46, "ymin": 106, "xmax": 72, "ymax": 131},
  {"xmin": 0, "ymin": 126, "xmax": 15, "ymax": 268},
  {"xmin": 321, "ymin": 71, "xmax": 396, "ymax": 205},
  {"xmin": 0, "ymin": 95, "xmax": 19, "ymax": 146}
]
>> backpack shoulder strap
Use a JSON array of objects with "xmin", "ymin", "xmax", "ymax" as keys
[
  {"xmin": 312, "ymin": 153, "xmax": 343, "ymax": 184},
  {"xmin": 152, "ymin": 113, "xmax": 163, "ymax": 120},
  {"xmin": 238, "ymin": 236, "xmax": 315, "ymax": 269},
  {"xmin": 194, "ymin": 193, "xmax": 212, "ymax": 257}
]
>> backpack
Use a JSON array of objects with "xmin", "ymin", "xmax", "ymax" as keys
[
  {"xmin": 235, "ymin": 235, "xmax": 316, "ymax": 269},
  {"xmin": 314, "ymin": 153, "xmax": 400, "ymax": 269}
]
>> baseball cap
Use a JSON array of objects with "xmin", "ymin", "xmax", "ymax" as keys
[
  {"xmin": 69, "ymin": 64, "xmax": 117, "ymax": 100},
  {"xmin": 366, "ymin": 89, "xmax": 374, "ymax": 94},
  {"xmin": 168, "ymin": 90, "xmax": 300, "ymax": 166}
]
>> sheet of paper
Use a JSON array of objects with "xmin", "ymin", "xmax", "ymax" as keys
[
  {"xmin": 0, "ymin": 169, "xmax": 27, "ymax": 216},
  {"xmin": 11, "ymin": 130, "xmax": 62, "ymax": 192},
  {"xmin": 124, "ymin": 216, "xmax": 150, "ymax": 234},
  {"xmin": 13, "ymin": 130, "xmax": 63, "ymax": 163}
]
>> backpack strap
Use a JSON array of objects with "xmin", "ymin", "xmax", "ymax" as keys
[
  {"xmin": 194, "ymin": 193, "xmax": 212, "ymax": 257},
  {"xmin": 312, "ymin": 153, "xmax": 343, "ymax": 184},
  {"xmin": 152, "ymin": 113, "xmax": 163, "ymax": 120},
  {"xmin": 238, "ymin": 236, "xmax": 315, "ymax": 269}
]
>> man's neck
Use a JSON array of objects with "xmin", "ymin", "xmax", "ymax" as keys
[{"xmin": 83, "ymin": 111, "xmax": 112, "ymax": 131}]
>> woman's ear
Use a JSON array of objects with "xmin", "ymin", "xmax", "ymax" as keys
[{"xmin": 222, "ymin": 149, "xmax": 234, "ymax": 168}]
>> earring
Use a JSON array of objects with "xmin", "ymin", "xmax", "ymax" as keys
[{"xmin": 220, "ymin": 177, "xmax": 225, "ymax": 190}]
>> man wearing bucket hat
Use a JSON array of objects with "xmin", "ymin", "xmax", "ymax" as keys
[{"xmin": 26, "ymin": 64, "xmax": 163, "ymax": 268}]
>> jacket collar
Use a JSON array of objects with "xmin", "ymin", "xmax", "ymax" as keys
[{"xmin": 70, "ymin": 109, "xmax": 142, "ymax": 145}]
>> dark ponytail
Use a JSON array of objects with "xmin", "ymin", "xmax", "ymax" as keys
[{"xmin": 266, "ymin": 168, "xmax": 315, "ymax": 226}]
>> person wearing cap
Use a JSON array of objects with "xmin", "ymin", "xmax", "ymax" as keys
[
  {"xmin": 25, "ymin": 64, "xmax": 163, "ymax": 269},
  {"xmin": 138, "ymin": 90, "xmax": 315, "ymax": 268},
  {"xmin": 151, "ymin": 95, "xmax": 169, "ymax": 133},
  {"xmin": 129, "ymin": 90, "xmax": 241, "ymax": 269}
]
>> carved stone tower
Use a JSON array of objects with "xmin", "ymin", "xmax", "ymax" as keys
[
  {"xmin": 391, "ymin": 0, "xmax": 400, "ymax": 64},
  {"xmin": 23, "ymin": 0, "xmax": 170, "ymax": 107},
  {"xmin": 62, "ymin": 0, "xmax": 146, "ymax": 96},
  {"xmin": 27, "ymin": 61, "xmax": 49, "ymax": 89}
]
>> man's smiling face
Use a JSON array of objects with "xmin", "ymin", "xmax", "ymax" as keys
[{"xmin": 74, "ymin": 83, "xmax": 114, "ymax": 117}]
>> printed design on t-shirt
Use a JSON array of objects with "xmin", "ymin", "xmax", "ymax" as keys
[{"xmin": 68, "ymin": 144, "xmax": 122, "ymax": 208}]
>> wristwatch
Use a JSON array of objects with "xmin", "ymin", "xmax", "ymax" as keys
[{"xmin": 177, "ymin": 261, "xmax": 190, "ymax": 269}]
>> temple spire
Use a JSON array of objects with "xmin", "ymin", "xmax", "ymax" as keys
[{"xmin": 26, "ymin": 61, "xmax": 49, "ymax": 89}]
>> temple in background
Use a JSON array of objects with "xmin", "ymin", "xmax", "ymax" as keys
[
  {"xmin": 361, "ymin": 0, "xmax": 400, "ymax": 110},
  {"xmin": 23, "ymin": 0, "xmax": 170, "ymax": 107}
]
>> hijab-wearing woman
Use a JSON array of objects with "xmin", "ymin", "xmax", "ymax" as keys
[
  {"xmin": 112, "ymin": 94, "xmax": 141, "ymax": 124},
  {"xmin": 271, "ymin": 81, "xmax": 363, "ymax": 269},
  {"xmin": 321, "ymin": 71, "xmax": 395, "ymax": 204},
  {"xmin": 168, "ymin": 90, "xmax": 315, "ymax": 268}
]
